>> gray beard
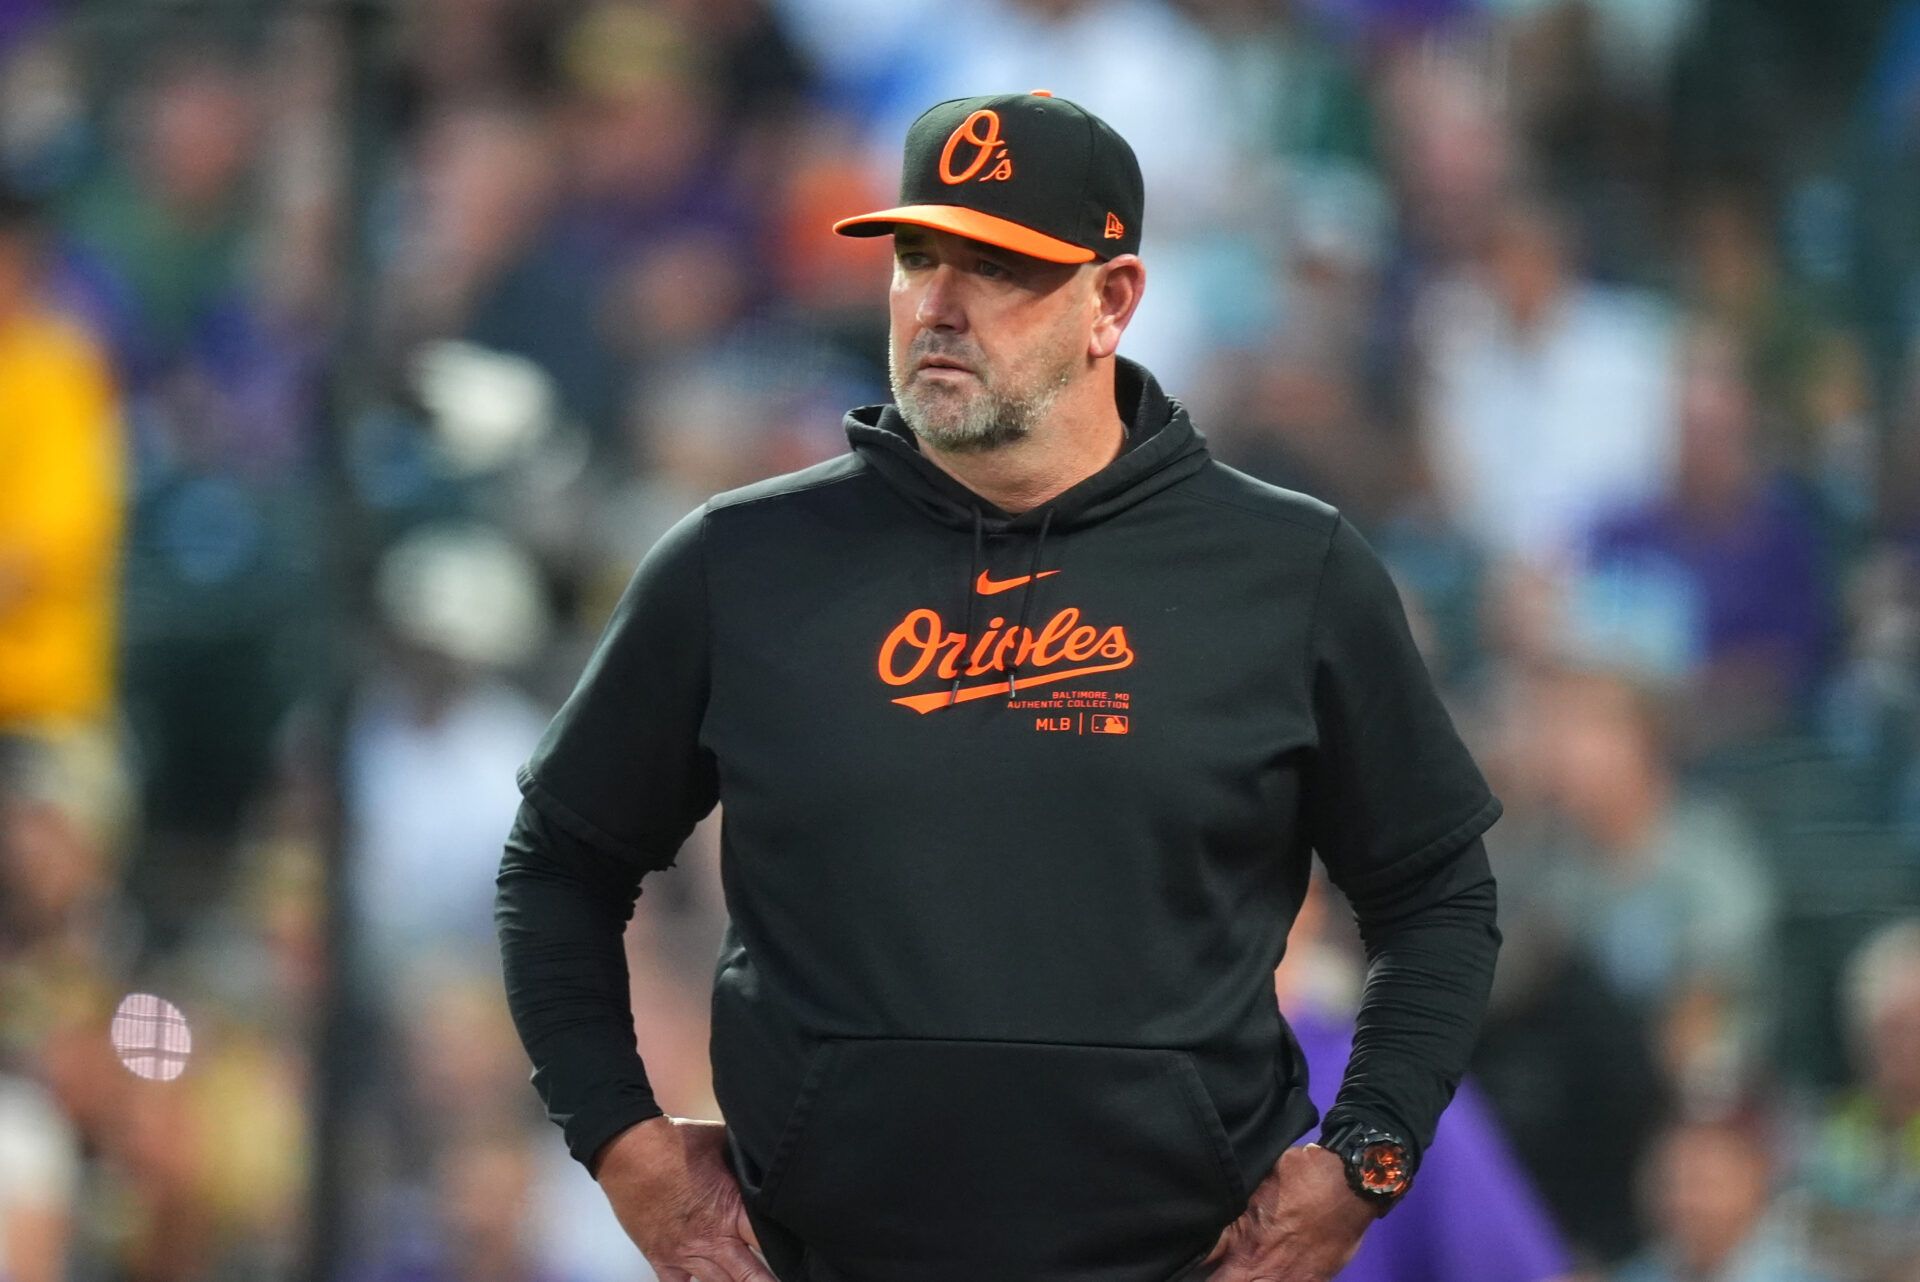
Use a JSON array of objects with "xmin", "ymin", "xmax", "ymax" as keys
[{"xmin": 889, "ymin": 346, "xmax": 1076, "ymax": 455}]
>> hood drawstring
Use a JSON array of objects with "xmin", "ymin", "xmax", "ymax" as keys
[
  {"xmin": 1004, "ymin": 507, "xmax": 1053, "ymax": 705},
  {"xmin": 947, "ymin": 505, "xmax": 1055, "ymax": 710},
  {"xmin": 948, "ymin": 505, "xmax": 986, "ymax": 708}
]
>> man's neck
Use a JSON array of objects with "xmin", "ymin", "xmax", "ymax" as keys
[{"xmin": 916, "ymin": 363, "xmax": 1129, "ymax": 515}]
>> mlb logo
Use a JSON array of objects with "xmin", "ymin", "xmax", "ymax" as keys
[{"xmin": 1089, "ymin": 714, "xmax": 1129, "ymax": 735}]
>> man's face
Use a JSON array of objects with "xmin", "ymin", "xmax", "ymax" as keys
[{"xmin": 887, "ymin": 226, "xmax": 1093, "ymax": 453}]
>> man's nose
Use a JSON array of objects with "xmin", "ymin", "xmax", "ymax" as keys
[{"xmin": 914, "ymin": 263, "xmax": 966, "ymax": 332}]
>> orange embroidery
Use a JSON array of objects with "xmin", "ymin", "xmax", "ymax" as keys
[
  {"xmin": 1104, "ymin": 212, "xmax": 1124, "ymax": 239},
  {"xmin": 893, "ymin": 662, "xmax": 1132, "ymax": 713},
  {"xmin": 939, "ymin": 110, "xmax": 1014, "ymax": 185},
  {"xmin": 975, "ymin": 568, "xmax": 1060, "ymax": 595},
  {"xmin": 876, "ymin": 602, "xmax": 1136, "ymax": 713}
]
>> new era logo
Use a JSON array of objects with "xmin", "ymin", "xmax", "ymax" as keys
[{"xmin": 1104, "ymin": 212, "xmax": 1124, "ymax": 239}]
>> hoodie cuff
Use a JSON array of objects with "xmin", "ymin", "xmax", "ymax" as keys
[{"xmin": 574, "ymin": 1093, "xmax": 669, "ymax": 1176}]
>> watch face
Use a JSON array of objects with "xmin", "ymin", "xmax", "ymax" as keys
[{"xmin": 1357, "ymin": 1141, "xmax": 1411, "ymax": 1196}]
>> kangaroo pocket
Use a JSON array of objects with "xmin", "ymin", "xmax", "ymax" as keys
[{"xmin": 754, "ymin": 1036, "xmax": 1248, "ymax": 1279}]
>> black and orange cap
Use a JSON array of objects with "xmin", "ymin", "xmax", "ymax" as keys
[{"xmin": 833, "ymin": 89, "xmax": 1144, "ymax": 264}]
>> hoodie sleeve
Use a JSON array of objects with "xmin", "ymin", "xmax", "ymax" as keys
[
  {"xmin": 1301, "ymin": 514, "xmax": 1503, "ymax": 1164},
  {"xmin": 496, "ymin": 503, "xmax": 719, "ymax": 1171},
  {"xmin": 1301, "ymin": 514, "xmax": 1501, "ymax": 898},
  {"xmin": 516, "ymin": 503, "xmax": 719, "ymax": 867}
]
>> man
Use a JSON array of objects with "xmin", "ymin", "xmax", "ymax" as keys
[{"xmin": 497, "ymin": 91, "xmax": 1504, "ymax": 1282}]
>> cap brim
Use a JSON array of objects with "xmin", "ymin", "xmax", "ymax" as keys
[{"xmin": 832, "ymin": 204, "xmax": 1095, "ymax": 264}]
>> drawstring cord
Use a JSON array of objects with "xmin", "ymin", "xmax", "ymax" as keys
[
  {"xmin": 947, "ymin": 505, "xmax": 1054, "ymax": 709},
  {"xmin": 1004, "ymin": 507, "xmax": 1053, "ymax": 704},
  {"xmin": 948, "ymin": 505, "xmax": 986, "ymax": 708}
]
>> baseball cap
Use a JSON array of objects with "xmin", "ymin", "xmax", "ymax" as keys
[{"xmin": 833, "ymin": 89, "xmax": 1143, "ymax": 264}]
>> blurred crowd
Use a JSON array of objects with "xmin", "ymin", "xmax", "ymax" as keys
[{"xmin": 2, "ymin": 0, "xmax": 1919, "ymax": 1280}]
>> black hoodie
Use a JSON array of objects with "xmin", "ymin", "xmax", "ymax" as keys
[{"xmin": 497, "ymin": 356, "xmax": 1503, "ymax": 1281}]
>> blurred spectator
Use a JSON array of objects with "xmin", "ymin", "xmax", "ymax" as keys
[
  {"xmin": 343, "ymin": 528, "xmax": 554, "ymax": 1260},
  {"xmin": 1581, "ymin": 322, "xmax": 1831, "ymax": 749},
  {"xmin": 593, "ymin": 339, "xmax": 878, "ymax": 598},
  {"xmin": 388, "ymin": 962, "xmax": 546, "ymax": 1161},
  {"xmin": 1787, "ymin": 919, "xmax": 1920, "ymax": 1282},
  {"xmin": 757, "ymin": 104, "xmax": 895, "ymax": 318},
  {"xmin": 1419, "ymin": 195, "xmax": 1678, "ymax": 568},
  {"xmin": 1616, "ymin": 1112, "xmax": 1838, "ymax": 1282},
  {"xmin": 1365, "ymin": 44, "xmax": 1522, "ymax": 429},
  {"xmin": 60, "ymin": 48, "xmax": 262, "ymax": 378},
  {"xmin": 658, "ymin": 0, "xmax": 812, "ymax": 133},
  {"xmin": 1470, "ymin": 851, "xmax": 1669, "ymax": 1268},
  {"xmin": 434, "ymin": 2, "xmax": 766, "ymax": 450},
  {"xmin": 1210, "ymin": 334, "xmax": 1393, "ymax": 519},
  {"xmin": 1377, "ymin": 46, "xmax": 1520, "ymax": 270},
  {"xmin": 347, "ymin": 525, "xmax": 549, "ymax": 976},
  {"xmin": 167, "ymin": 1000, "xmax": 309, "ymax": 1279},
  {"xmin": 348, "ymin": 959, "xmax": 651, "ymax": 1282},
  {"xmin": 1677, "ymin": 185, "xmax": 1831, "ymax": 467},
  {"xmin": 391, "ymin": 0, "xmax": 563, "ymax": 110},
  {"xmin": 381, "ymin": 102, "xmax": 562, "ymax": 359},
  {"xmin": 0, "ymin": 182, "xmax": 122, "ymax": 734},
  {"xmin": 1818, "ymin": 543, "xmax": 1920, "ymax": 841},
  {"xmin": 0, "ymin": 732, "xmax": 132, "ymax": 972},
  {"xmin": 0, "ymin": 728, "xmax": 282, "ymax": 1282},
  {"xmin": 0, "ymin": 724, "xmax": 137, "ymax": 1282},
  {"xmin": 1519, "ymin": 666, "xmax": 1778, "ymax": 1103},
  {"xmin": 352, "ymin": 1131, "xmax": 584, "ymax": 1282},
  {"xmin": 56, "ymin": 44, "xmax": 327, "ymax": 959},
  {"xmin": 0, "ymin": 1072, "xmax": 78, "ymax": 1282}
]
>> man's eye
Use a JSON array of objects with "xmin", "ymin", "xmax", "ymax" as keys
[
  {"xmin": 896, "ymin": 250, "xmax": 931, "ymax": 268},
  {"xmin": 975, "ymin": 259, "xmax": 1010, "ymax": 278}
]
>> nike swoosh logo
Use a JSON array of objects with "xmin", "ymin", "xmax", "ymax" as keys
[
  {"xmin": 975, "ymin": 569, "xmax": 1061, "ymax": 595},
  {"xmin": 892, "ymin": 658, "xmax": 1134, "ymax": 714}
]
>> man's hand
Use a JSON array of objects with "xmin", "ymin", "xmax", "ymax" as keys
[
  {"xmin": 590, "ymin": 1115, "xmax": 776, "ymax": 1282},
  {"xmin": 1195, "ymin": 1144, "xmax": 1377, "ymax": 1281}
]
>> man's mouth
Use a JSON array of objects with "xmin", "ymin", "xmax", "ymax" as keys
[{"xmin": 918, "ymin": 356, "xmax": 975, "ymax": 374}]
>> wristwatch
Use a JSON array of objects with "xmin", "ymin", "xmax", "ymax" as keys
[{"xmin": 1318, "ymin": 1118, "xmax": 1416, "ymax": 1218}]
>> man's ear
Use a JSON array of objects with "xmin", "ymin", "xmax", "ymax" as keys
[{"xmin": 1087, "ymin": 255, "xmax": 1145, "ymax": 360}]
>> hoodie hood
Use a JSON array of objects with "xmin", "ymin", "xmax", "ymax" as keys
[
  {"xmin": 844, "ymin": 355, "xmax": 1211, "ymax": 707},
  {"xmin": 843, "ymin": 354, "xmax": 1212, "ymax": 535}
]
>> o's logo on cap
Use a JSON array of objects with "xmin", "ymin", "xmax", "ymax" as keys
[{"xmin": 939, "ymin": 110, "xmax": 1014, "ymax": 185}]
